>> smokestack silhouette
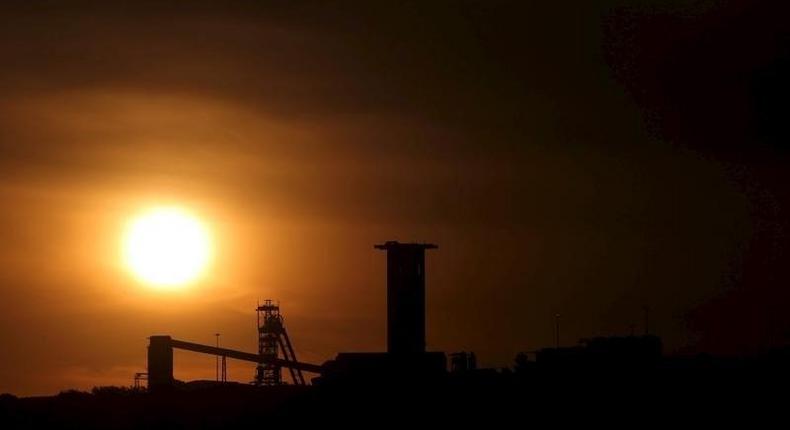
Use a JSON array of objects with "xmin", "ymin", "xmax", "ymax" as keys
[{"xmin": 375, "ymin": 241, "xmax": 437, "ymax": 354}]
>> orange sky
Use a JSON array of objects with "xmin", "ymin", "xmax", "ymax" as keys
[{"xmin": 2, "ymin": 1, "xmax": 789, "ymax": 396}]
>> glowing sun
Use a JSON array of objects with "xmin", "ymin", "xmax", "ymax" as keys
[{"xmin": 122, "ymin": 207, "xmax": 213, "ymax": 289}]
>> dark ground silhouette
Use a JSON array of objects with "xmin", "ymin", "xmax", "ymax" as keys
[{"xmin": 2, "ymin": 343, "xmax": 789, "ymax": 428}]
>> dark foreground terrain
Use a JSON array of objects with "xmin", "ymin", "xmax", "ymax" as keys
[{"xmin": 1, "ymin": 366, "xmax": 788, "ymax": 428}]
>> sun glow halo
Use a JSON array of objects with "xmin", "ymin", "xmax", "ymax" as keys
[{"xmin": 122, "ymin": 207, "xmax": 213, "ymax": 289}]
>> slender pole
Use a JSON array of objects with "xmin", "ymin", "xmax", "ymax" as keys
[
  {"xmin": 643, "ymin": 306, "xmax": 650, "ymax": 335},
  {"xmin": 554, "ymin": 313, "xmax": 560, "ymax": 348},
  {"xmin": 215, "ymin": 333, "xmax": 220, "ymax": 381}
]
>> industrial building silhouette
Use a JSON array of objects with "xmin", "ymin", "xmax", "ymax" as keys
[
  {"xmin": 145, "ymin": 241, "xmax": 671, "ymax": 391},
  {"xmin": 146, "ymin": 241, "xmax": 444, "ymax": 389}
]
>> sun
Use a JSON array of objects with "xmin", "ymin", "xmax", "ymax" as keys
[{"xmin": 122, "ymin": 207, "xmax": 213, "ymax": 289}]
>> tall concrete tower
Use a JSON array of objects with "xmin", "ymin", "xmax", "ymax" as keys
[
  {"xmin": 147, "ymin": 335, "xmax": 173, "ymax": 391},
  {"xmin": 374, "ymin": 241, "xmax": 437, "ymax": 354}
]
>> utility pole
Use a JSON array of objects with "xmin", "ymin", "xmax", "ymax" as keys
[
  {"xmin": 554, "ymin": 313, "xmax": 561, "ymax": 348},
  {"xmin": 642, "ymin": 306, "xmax": 650, "ymax": 335},
  {"xmin": 214, "ymin": 333, "xmax": 220, "ymax": 381}
]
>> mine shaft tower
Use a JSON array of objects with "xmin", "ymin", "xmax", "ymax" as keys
[
  {"xmin": 255, "ymin": 300, "xmax": 304, "ymax": 385},
  {"xmin": 375, "ymin": 241, "xmax": 437, "ymax": 354}
]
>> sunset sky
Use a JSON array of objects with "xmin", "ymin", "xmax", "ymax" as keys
[{"xmin": 2, "ymin": 1, "xmax": 789, "ymax": 396}]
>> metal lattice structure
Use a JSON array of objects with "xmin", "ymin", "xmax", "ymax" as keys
[{"xmin": 254, "ymin": 300, "xmax": 305, "ymax": 385}]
